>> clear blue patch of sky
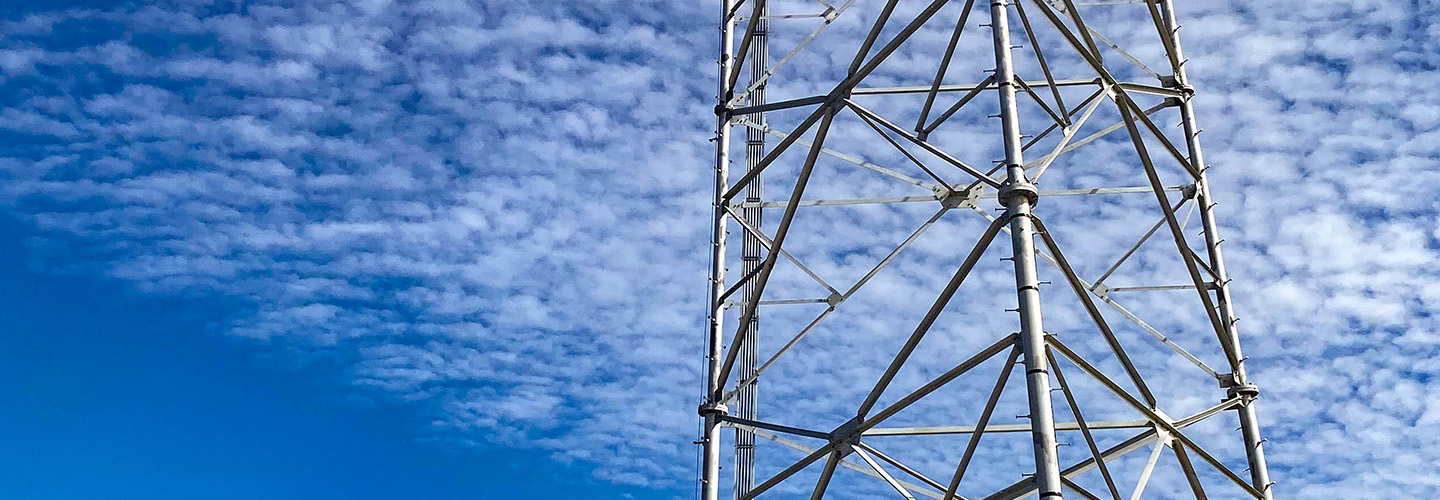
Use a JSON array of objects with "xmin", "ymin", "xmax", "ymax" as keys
[{"xmin": 0, "ymin": 216, "xmax": 678, "ymax": 500}]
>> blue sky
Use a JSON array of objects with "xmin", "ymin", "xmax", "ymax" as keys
[
  {"xmin": 0, "ymin": 217, "xmax": 667, "ymax": 499},
  {"xmin": 0, "ymin": 0, "xmax": 1438, "ymax": 499}
]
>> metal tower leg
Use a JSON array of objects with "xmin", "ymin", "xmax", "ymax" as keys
[
  {"xmin": 737, "ymin": 0, "xmax": 771, "ymax": 498},
  {"xmin": 990, "ymin": 1, "xmax": 1063, "ymax": 498},
  {"xmin": 699, "ymin": 2, "xmax": 735, "ymax": 499},
  {"xmin": 1156, "ymin": 1, "xmax": 1273, "ymax": 497},
  {"xmin": 735, "ymin": 0, "xmax": 768, "ymax": 495}
]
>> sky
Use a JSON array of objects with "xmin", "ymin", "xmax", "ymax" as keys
[
  {"xmin": 0, "ymin": 218, "xmax": 661, "ymax": 499},
  {"xmin": 0, "ymin": 0, "xmax": 1437, "ymax": 499}
]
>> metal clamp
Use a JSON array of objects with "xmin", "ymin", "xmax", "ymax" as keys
[
  {"xmin": 698, "ymin": 402, "xmax": 730, "ymax": 417},
  {"xmin": 997, "ymin": 176, "xmax": 1039, "ymax": 206},
  {"xmin": 1227, "ymin": 382, "xmax": 1260, "ymax": 399}
]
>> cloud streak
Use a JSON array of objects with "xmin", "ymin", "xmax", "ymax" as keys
[{"xmin": 0, "ymin": 0, "xmax": 1436, "ymax": 497}]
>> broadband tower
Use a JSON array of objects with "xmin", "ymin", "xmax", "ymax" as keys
[{"xmin": 700, "ymin": 1, "xmax": 1276, "ymax": 499}]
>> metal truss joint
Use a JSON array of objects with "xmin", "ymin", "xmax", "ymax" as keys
[
  {"xmin": 1180, "ymin": 183, "xmax": 1198, "ymax": 200},
  {"xmin": 699, "ymin": 402, "xmax": 731, "ymax": 417},
  {"xmin": 822, "ymin": 90, "xmax": 849, "ymax": 108},
  {"xmin": 1226, "ymin": 382, "xmax": 1260, "ymax": 400},
  {"xmin": 1091, "ymin": 282, "xmax": 1110, "ymax": 299},
  {"xmin": 828, "ymin": 416, "xmax": 863, "ymax": 456},
  {"xmin": 1220, "ymin": 372, "xmax": 1260, "ymax": 397},
  {"xmin": 940, "ymin": 184, "xmax": 984, "ymax": 208},
  {"xmin": 1159, "ymin": 75, "xmax": 1195, "ymax": 97},
  {"xmin": 997, "ymin": 176, "xmax": 1039, "ymax": 206}
]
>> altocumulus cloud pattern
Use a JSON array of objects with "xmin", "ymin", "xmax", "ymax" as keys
[{"xmin": 0, "ymin": 0, "xmax": 1437, "ymax": 497}]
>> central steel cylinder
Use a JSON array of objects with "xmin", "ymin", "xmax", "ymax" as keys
[{"xmin": 990, "ymin": 0, "xmax": 1065, "ymax": 498}]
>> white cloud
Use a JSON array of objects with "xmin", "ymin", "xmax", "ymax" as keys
[{"xmin": 0, "ymin": 0, "xmax": 1436, "ymax": 497}]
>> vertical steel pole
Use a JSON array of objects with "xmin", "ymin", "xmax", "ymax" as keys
[
  {"xmin": 700, "ymin": 1, "xmax": 735, "ymax": 499},
  {"xmin": 1156, "ymin": 2, "xmax": 1273, "ymax": 497},
  {"xmin": 990, "ymin": 1, "xmax": 1064, "ymax": 499},
  {"xmin": 735, "ymin": 0, "xmax": 767, "ymax": 496}
]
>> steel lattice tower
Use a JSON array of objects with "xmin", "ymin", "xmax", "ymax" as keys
[{"xmin": 700, "ymin": 1, "xmax": 1275, "ymax": 499}]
